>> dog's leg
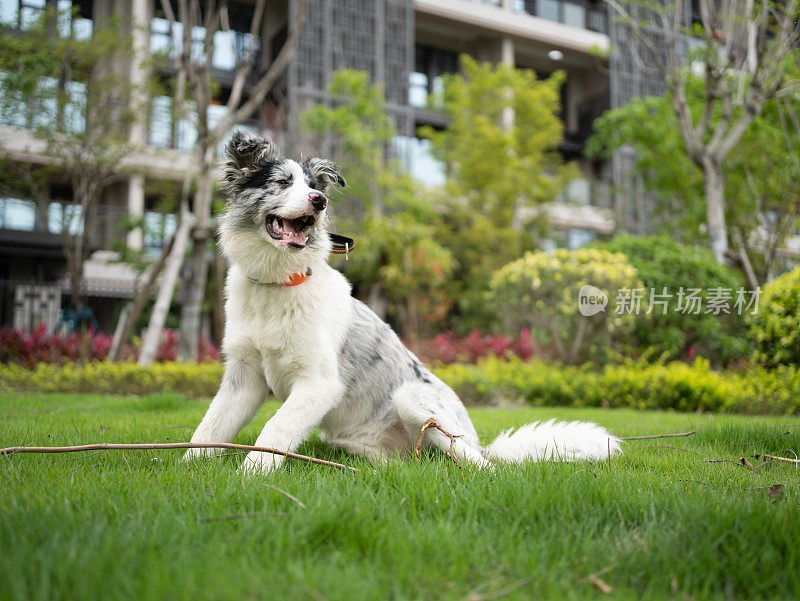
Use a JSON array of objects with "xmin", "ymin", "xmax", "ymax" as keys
[
  {"xmin": 239, "ymin": 377, "xmax": 345, "ymax": 475},
  {"xmin": 393, "ymin": 382, "xmax": 492, "ymax": 468},
  {"xmin": 184, "ymin": 356, "xmax": 268, "ymax": 460}
]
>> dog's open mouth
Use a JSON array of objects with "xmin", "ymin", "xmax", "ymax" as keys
[{"xmin": 266, "ymin": 214, "xmax": 316, "ymax": 248}]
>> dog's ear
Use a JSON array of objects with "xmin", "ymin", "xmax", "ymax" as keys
[
  {"xmin": 223, "ymin": 131, "xmax": 279, "ymax": 189},
  {"xmin": 303, "ymin": 157, "xmax": 346, "ymax": 190}
]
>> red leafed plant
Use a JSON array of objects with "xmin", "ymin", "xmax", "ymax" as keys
[
  {"xmin": 410, "ymin": 328, "xmax": 540, "ymax": 365},
  {"xmin": 0, "ymin": 326, "xmax": 221, "ymax": 367}
]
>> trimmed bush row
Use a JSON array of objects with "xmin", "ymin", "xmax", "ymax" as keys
[
  {"xmin": 0, "ymin": 361, "xmax": 224, "ymax": 399},
  {"xmin": 437, "ymin": 358, "xmax": 800, "ymax": 415},
  {"xmin": 1, "ymin": 358, "xmax": 798, "ymax": 415}
]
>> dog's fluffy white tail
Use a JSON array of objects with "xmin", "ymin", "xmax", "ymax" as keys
[{"xmin": 483, "ymin": 419, "xmax": 621, "ymax": 463}]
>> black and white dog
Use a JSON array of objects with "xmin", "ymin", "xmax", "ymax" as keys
[{"xmin": 185, "ymin": 131, "xmax": 621, "ymax": 474}]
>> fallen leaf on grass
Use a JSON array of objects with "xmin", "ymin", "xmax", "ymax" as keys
[
  {"xmin": 588, "ymin": 574, "xmax": 612, "ymax": 594},
  {"xmin": 767, "ymin": 484, "xmax": 785, "ymax": 502}
]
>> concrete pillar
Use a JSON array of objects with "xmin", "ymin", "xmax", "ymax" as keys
[
  {"xmin": 501, "ymin": 37, "xmax": 515, "ymax": 131},
  {"xmin": 126, "ymin": 174, "xmax": 145, "ymax": 251},
  {"xmin": 501, "ymin": 36, "xmax": 515, "ymax": 66},
  {"xmin": 129, "ymin": 0, "xmax": 150, "ymax": 147},
  {"xmin": 126, "ymin": 0, "xmax": 149, "ymax": 251}
]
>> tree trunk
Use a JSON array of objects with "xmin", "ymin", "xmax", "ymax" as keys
[
  {"xmin": 108, "ymin": 232, "xmax": 175, "ymax": 361},
  {"xmin": 211, "ymin": 238, "xmax": 226, "ymax": 344},
  {"xmin": 368, "ymin": 282, "xmax": 388, "ymax": 320},
  {"xmin": 179, "ymin": 148, "xmax": 215, "ymax": 361},
  {"xmin": 403, "ymin": 246, "xmax": 419, "ymax": 342},
  {"xmin": 702, "ymin": 158, "xmax": 729, "ymax": 264},
  {"xmin": 737, "ymin": 245, "xmax": 760, "ymax": 291},
  {"xmin": 67, "ymin": 242, "xmax": 83, "ymax": 312},
  {"xmin": 179, "ymin": 236, "xmax": 210, "ymax": 359},
  {"xmin": 139, "ymin": 213, "xmax": 195, "ymax": 366}
]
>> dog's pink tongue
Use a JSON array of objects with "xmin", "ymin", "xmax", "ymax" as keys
[{"xmin": 282, "ymin": 220, "xmax": 307, "ymax": 246}]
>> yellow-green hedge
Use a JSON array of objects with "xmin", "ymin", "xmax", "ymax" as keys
[
  {"xmin": 0, "ymin": 361, "xmax": 224, "ymax": 398},
  {"xmin": 1, "ymin": 358, "xmax": 797, "ymax": 414},
  {"xmin": 436, "ymin": 357, "xmax": 800, "ymax": 415}
]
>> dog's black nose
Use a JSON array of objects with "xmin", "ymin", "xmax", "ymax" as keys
[{"xmin": 309, "ymin": 192, "xmax": 327, "ymax": 212}]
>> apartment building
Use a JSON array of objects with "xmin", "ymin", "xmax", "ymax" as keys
[{"xmin": 0, "ymin": 0, "xmax": 626, "ymax": 331}]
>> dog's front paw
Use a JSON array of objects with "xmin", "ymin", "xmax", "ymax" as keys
[
  {"xmin": 238, "ymin": 450, "xmax": 285, "ymax": 475},
  {"xmin": 182, "ymin": 446, "xmax": 219, "ymax": 462},
  {"xmin": 475, "ymin": 458, "xmax": 495, "ymax": 471}
]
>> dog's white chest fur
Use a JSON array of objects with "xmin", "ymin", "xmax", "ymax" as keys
[{"xmin": 223, "ymin": 264, "xmax": 353, "ymax": 401}]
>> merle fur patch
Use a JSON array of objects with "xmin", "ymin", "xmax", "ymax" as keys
[
  {"xmin": 302, "ymin": 157, "xmax": 346, "ymax": 190},
  {"xmin": 223, "ymin": 131, "xmax": 280, "ymax": 192}
]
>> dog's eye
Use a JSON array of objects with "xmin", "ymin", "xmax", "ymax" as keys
[{"xmin": 276, "ymin": 177, "xmax": 292, "ymax": 187}]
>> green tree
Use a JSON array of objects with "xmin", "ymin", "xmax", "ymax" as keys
[
  {"xmin": 302, "ymin": 70, "xmax": 454, "ymax": 339},
  {"xmin": 605, "ymin": 0, "xmax": 800, "ymax": 266},
  {"xmin": 0, "ymin": 7, "xmax": 142, "ymax": 312},
  {"xmin": 586, "ymin": 72, "xmax": 800, "ymax": 286},
  {"xmin": 420, "ymin": 55, "xmax": 575, "ymax": 329}
]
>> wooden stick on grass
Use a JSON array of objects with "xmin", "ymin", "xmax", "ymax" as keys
[
  {"xmin": 0, "ymin": 442, "xmax": 358, "ymax": 474},
  {"xmin": 762, "ymin": 454, "xmax": 800, "ymax": 465},
  {"xmin": 631, "ymin": 445, "xmax": 701, "ymax": 455},
  {"xmin": 622, "ymin": 430, "xmax": 697, "ymax": 441}
]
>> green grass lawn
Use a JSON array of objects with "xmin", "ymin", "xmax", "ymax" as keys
[{"xmin": 1, "ymin": 393, "xmax": 799, "ymax": 601}]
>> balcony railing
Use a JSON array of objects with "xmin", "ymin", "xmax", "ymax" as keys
[{"xmin": 514, "ymin": 0, "xmax": 608, "ymax": 34}]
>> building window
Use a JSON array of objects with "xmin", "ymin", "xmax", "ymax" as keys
[
  {"xmin": 150, "ymin": 7, "xmax": 261, "ymax": 73},
  {"xmin": 0, "ymin": 0, "xmax": 17, "ymax": 25},
  {"xmin": 47, "ymin": 201, "xmax": 82, "ymax": 235},
  {"xmin": 411, "ymin": 45, "xmax": 457, "ymax": 109},
  {"xmin": 514, "ymin": 0, "xmax": 608, "ymax": 34},
  {"xmin": 394, "ymin": 135, "xmax": 446, "ymax": 188},
  {"xmin": 0, "ymin": 0, "xmax": 92, "ymax": 38},
  {"xmin": 563, "ymin": 2, "xmax": 586, "ymax": 28},
  {"xmin": 0, "ymin": 197, "xmax": 36, "ymax": 231},
  {"xmin": 0, "ymin": 61, "xmax": 87, "ymax": 132},
  {"xmin": 408, "ymin": 72, "xmax": 428, "ymax": 109},
  {"xmin": 143, "ymin": 211, "xmax": 176, "ymax": 255},
  {"xmin": 148, "ymin": 96, "xmax": 202, "ymax": 151},
  {"xmin": 56, "ymin": 0, "xmax": 92, "ymax": 39},
  {"xmin": 148, "ymin": 95, "xmax": 256, "ymax": 154},
  {"xmin": 538, "ymin": 0, "xmax": 560, "ymax": 22},
  {"xmin": 20, "ymin": 0, "xmax": 44, "ymax": 29}
]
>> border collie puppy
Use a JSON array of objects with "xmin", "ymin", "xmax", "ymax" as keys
[{"xmin": 184, "ymin": 131, "xmax": 621, "ymax": 473}]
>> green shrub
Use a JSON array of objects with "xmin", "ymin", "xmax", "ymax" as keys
[
  {"xmin": 434, "ymin": 357, "xmax": 800, "ymax": 415},
  {"xmin": 750, "ymin": 267, "xmax": 800, "ymax": 367},
  {"xmin": 487, "ymin": 248, "xmax": 644, "ymax": 364},
  {"xmin": 593, "ymin": 235, "xmax": 749, "ymax": 364},
  {"xmin": 0, "ymin": 361, "xmax": 224, "ymax": 398},
  {"xmin": 1, "ymin": 358, "xmax": 797, "ymax": 415}
]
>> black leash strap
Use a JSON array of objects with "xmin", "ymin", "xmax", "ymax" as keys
[{"xmin": 329, "ymin": 234, "xmax": 355, "ymax": 255}]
